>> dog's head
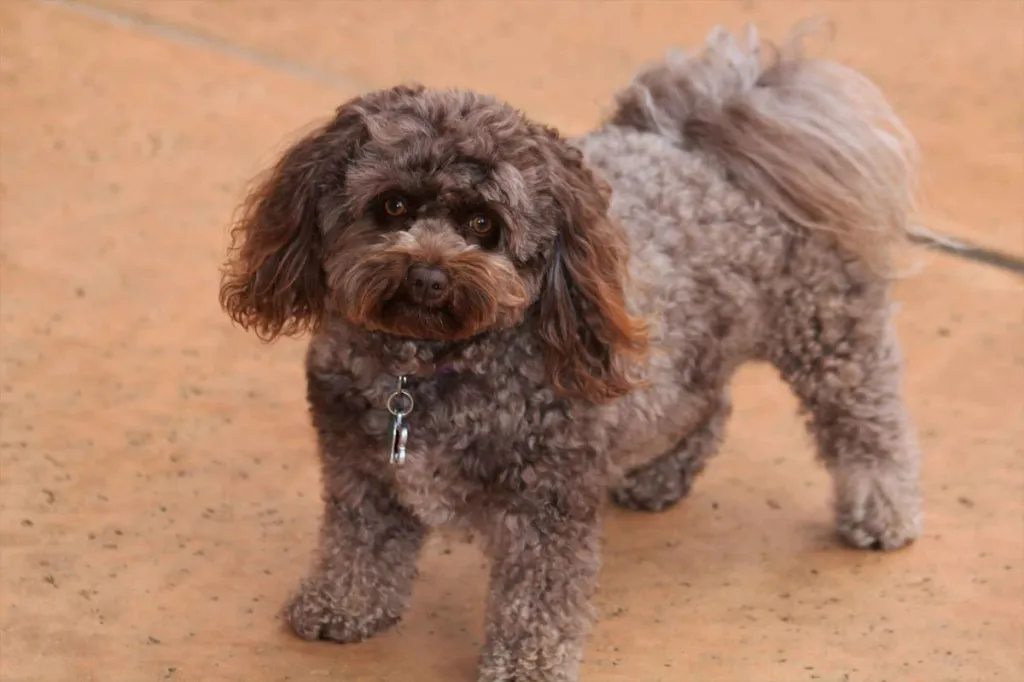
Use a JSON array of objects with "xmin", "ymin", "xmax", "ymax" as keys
[{"xmin": 220, "ymin": 85, "xmax": 647, "ymax": 402}]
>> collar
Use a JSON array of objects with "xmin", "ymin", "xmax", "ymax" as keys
[
  {"xmin": 387, "ymin": 340, "xmax": 468, "ymax": 380},
  {"xmin": 406, "ymin": 359, "xmax": 460, "ymax": 378}
]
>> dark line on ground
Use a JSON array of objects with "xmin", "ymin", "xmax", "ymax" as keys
[
  {"xmin": 39, "ymin": 0, "xmax": 371, "ymax": 92},
  {"xmin": 908, "ymin": 231, "xmax": 1024, "ymax": 276}
]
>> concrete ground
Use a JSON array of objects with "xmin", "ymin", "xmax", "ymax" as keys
[{"xmin": 1, "ymin": 1, "xmax": 1022, "ymax": 681}]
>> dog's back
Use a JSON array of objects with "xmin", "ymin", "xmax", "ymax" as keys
[{"xmin": 572, "ymin": 22, "xmax": 919, "ymax": 400}]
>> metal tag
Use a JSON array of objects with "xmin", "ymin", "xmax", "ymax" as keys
[
  {"xmin": 388, "ymin": 412, "xmax": 409, "ymax": 465},
  {"xmin": 385, "ymin": 375, "xmax": 413, "ymax": 466}
]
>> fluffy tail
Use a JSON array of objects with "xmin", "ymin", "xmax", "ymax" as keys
[{"xmin": 609, "ymin": 23, "xmax": 917, "ymax": 273}]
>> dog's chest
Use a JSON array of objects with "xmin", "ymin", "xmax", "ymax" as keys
[{"xmin": 367, "ymin": 372, "xmax": 578, "ymax": 526}]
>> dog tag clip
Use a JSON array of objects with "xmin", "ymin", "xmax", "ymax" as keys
[
  {"xmin": 386, "ymin": 376, "xmax": 413, "ymax": 466},
  {"xmin": 388, "ymin": 413, "xmax": 409, "ymax": 465}
]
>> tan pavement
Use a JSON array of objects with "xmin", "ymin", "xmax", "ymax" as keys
[{"xmin": 1, "ymin": 2, "xmax": 1021, "ymax": 681}]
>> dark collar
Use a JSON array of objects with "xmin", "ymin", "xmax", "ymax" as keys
[
  {"xmin": 388, "ymin": 339, "xmax": 469, "ymax": 379},
  {"xmin": 404, "ymin": 355, "xmax": 463, "ymax": 379}
]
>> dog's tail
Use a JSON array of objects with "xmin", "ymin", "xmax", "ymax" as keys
[{"xmin": 609, "ymin": 23, "xmax": 917, "ymax": 273}]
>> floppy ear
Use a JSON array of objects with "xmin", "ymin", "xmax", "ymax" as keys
[
  {"xmin": 535, "ymin": 129, "xmax": 649, "ymax": 403},
  {"xmin": 218, "ymin": 88, "xmax": 384, "ymax": 341},
  {"xmin": 219, "ymin": 124, "xmax": 334, "ymax": 341}
]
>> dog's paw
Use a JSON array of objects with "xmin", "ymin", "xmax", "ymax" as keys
[
  {"xmin": 283, "ymin": 580, "xmax": 400, "ymax": 644},
  {"xmin": 477, "ymin": 672, "xmax": 572, "ymax": 682},
  {"xmin": 834, "ymin": 464, "xmax": 921, "ymax": 551},
  {"xmin": 610, "ymin": 459, "xmax": 694, "ymax": 513},
  {"xmin": 477, "ymin": 652, "xmax": 578, "ymax": 682}
]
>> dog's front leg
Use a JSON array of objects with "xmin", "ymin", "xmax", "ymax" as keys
[
  {"xmin": 477, "ymin": 509, "xmax": 601, "ymax": 682},
  {"xmin": 284, "ymin": 470, "xmax": 426, "ymax": 644}
]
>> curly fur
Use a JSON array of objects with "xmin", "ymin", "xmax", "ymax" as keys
[
  {"xmin": 220, "ymin": 25, "xmax": 921, "ymax": 682},
  {"xmin": 611, "ymin": 24, "xmax": 917, "ymax": 275}
]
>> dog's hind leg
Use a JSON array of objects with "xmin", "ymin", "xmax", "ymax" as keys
[
  {"xmin": 769, "ymin": 281, "xmax": 922, "ymax": 551},
  {"xmin": 611, "ymin": 396, "xmax": 730, "ymax": 512}
]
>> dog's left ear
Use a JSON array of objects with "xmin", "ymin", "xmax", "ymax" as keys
[{"xmin": 535, "ymin": 128, "xmax": 649, "ymax": 403}]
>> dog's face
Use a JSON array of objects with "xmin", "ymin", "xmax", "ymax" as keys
[
  {"xmin": 220, "ymin": 85, "xmax": 647, "ymax": 402},
  {"xmin": 319, "ymin": 88, "xmax": 554, "ymax": 342}
]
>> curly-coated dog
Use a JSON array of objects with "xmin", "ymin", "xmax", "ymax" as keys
[{"xmin": 220, "ymin": 25, "xmax": 921, "ymax": 682}]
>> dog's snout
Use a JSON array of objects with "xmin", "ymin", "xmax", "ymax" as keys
[{"xmin": 405, "ymin": 264, "xmax": 450, "ymax": 306}]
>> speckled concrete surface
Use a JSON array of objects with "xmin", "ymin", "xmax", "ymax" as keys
[{"xmin": 1, "ymin": 2, "xmax": 1021, "ymax": 681}]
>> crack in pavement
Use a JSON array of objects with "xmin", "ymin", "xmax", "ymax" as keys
[
  {"xmin": 907, "ymin": 228, "xmax": 1024, "ymax": 276},
  {"xmin": 39, "ymin": 0, "xmax": 373, "ymax": 92}
]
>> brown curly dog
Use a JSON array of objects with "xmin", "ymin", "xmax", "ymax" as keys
[{"xmin": 219, "ymin": 25, "xmax": 921, "ymax": 682}]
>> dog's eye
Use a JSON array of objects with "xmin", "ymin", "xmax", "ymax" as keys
[
  {"xmin": 383, "ymin": 197, "xmax": 408, "ymax": 217},
  {"xmin": 468, "ymin": 214, "xmax": 493, "ymax": 235}
]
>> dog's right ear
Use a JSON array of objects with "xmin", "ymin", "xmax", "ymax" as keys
[
  {"xmin": 218, "ymin": 104, "xmax": 369, "ymax": 341},
  {"xmin": 220, "ymin": 85, "xmax": 428, "ymax": 340},
  {"xmin": 218, "ymin": 124, "xmax": 332, "ymax": 341}
]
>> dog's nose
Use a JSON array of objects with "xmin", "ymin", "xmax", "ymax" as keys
[{"xmin": 405, "ymin": 264, "xmax": 450, "ymax": 306}]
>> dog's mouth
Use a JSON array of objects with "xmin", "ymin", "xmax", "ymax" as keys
[
  {"xmin": 356, "ymin": 280, "xmax": 528, "ymax": 342},
  {"xmin": 374, "ymin": 295, "xmax": 466, "ymax": 340},
  {"xmin": 334, "ymin": 246, "xmax": 531, "ymax": 342}
]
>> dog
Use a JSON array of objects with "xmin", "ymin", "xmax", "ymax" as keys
[{"xmin": 219, "ymin": 25, "xmax": 921, "ymax": 682}]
